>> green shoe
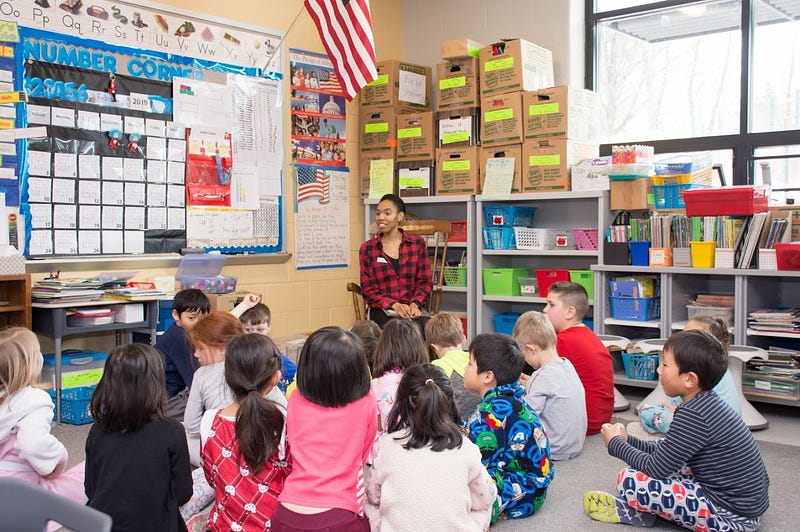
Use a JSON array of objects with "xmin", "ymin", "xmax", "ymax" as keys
[{"xmin": 584, "ymin": 491, "xmax": 621, "ymax": 524}]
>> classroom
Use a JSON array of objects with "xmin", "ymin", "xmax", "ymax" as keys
[{"xmin": 0, "ymin": 0, "xmax": 798, "ymax": 530}]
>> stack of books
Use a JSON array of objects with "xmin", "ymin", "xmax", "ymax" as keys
[
  {"xmin": 32, "ymin": 278, "xmax": 105, "ymax": 303},
  {"xmin": 103, "ymin": 287, "xmax": 166, "ymax": 301},
  {"xmin": 747, "ymin": 308, "xmax": 800, "ymax": 333}
]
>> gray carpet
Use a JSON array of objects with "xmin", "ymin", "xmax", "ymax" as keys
[{"xmin": 55, "ymin": 421, "xmax": 797, "ymax": 531}]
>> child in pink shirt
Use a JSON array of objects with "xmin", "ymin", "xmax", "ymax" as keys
[{"xmin": 273, "ymin": 326, "xmax": 377, "ymax": 531}]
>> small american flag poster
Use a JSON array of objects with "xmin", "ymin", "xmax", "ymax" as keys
[{"xmin": 296, "ymin": 166, "xmax": 330, "ymax": 204}]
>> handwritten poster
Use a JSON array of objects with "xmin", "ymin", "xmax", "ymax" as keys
[{"xmin": 294, "ymin": 166, "xmax": 349, "ymax": 270}]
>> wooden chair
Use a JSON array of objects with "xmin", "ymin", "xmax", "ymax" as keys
[{"xmin": 348, "ymin": 219, "xmax": 452, "ymax": 319}]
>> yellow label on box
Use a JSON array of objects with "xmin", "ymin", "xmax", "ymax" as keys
[
  {"xmin": 442, "ymin": 131, "xmax": 469, "ymax": 144},
  {"xmin": 485, "ymin": 108, "xmax": 513, "ymax": 122},
  {"xmin": 368, "ymin": 73, "xmax": 389, "ymax": 86},
  {"xmin": 529, "ymin": 154, "xmax": 561, "ymax": 166},
  {"xmin": 397, "ymin": 127, "xmax": 422, "ymax": 139},
  {"xmin": 529, "ymin": 102, "xmax": 560, "ymax": 116},
  {"xmin": 399, "ymin": 177, "xmax": 424, "ymax": 187},
  {"xmin": 0, "ymin": 91, "xmax": 26, "ymax": 104},
  {"xmin": 364, "ymin": 122, "xmax": 389, "ymax": 133},
  {"xmin": 439, "ymin": 76, "xmax": 466, "ymax": 89},
  {"xmin": 443, "ymin": 160, "xmax": 471, "ymax": 171},
  {"xmin": 62, "ymin": 369, "xmax": 103, "ymax": 389},
  {"xmin": 485, "ymin": 57, "xmax": 513, "ymax": 72}
]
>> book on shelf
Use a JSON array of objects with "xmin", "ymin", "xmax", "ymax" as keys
[
  {"xmin": 102, "ymin": 288, "xmax": 166, "ymax": 301},
  {"xmin": 693, "ymin": 294, "xmax": 735, "ymax": 307},
  {"xmin": 736, "ymin": 212, "xmax": 770, "ymax": 268},
  {"xmin": 748, "ymin": 308, "xmax": 800, "ymax": 320}
]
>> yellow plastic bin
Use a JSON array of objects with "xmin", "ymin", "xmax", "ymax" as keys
[{"xmin": 690, "ymin": 241, "xmax": 716, "ymax": 268}]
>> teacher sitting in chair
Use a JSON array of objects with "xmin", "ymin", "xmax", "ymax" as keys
[{"xmin": 359, "ymin": 194, "xmax": 432, "ymax": 328}]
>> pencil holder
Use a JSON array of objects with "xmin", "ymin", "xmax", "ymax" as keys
[
  {"xmin": 603, "ymin": 241, "xmax": 629, "ymax": 265},
  {"xmin": 629, "ymin": 241, "xmax": 651, "ymax": 266}
]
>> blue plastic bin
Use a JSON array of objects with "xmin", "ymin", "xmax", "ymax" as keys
[{"xmin": 493, "ymin": 312, "xmax": 522, "ymax": 335}]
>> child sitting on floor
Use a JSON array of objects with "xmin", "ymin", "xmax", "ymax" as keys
[
  {"xmin": 238, "ymin": 302, "xmax": 297, "ymax": 393},
  {"xmin": 584, "ymin": 329, "xmax": 769, "ymax": 530},
  {"xmin": 465, "ymin": 333, "xmax": 554, "ymax": 523},
  {"xmin": 512, "ymin": 310, "xmax": 587, "ymax": 460}
]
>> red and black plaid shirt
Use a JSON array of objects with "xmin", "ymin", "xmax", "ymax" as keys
[{"xmin": 359, "ymin": 230, "xmax": 432, "ymax": 310}]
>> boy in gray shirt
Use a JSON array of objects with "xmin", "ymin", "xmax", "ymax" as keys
[{"xmin": 513, "ymin": 310, "xmax": 587, "ymax": 460}]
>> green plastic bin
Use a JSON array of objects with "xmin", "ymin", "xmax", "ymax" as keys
[
  {"xmin": 569, "ymin": 270, "xmax": 595, "ymax": 300},
  {"xmin": 483, "ymin": 268, "xmax": 529, "ymax": 296}
]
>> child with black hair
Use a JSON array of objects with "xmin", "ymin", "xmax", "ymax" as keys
[
  {"xmin": 349, "ymin": 319, "xmax": 382, "ymax": 372},
  {"xmin": 273, "ymin": 326, "xmax": 376, "ymax": 530},
  {"xmin": 201, "ymin": 334, "xmax": 291, "ymax": 531},
  {"xmin": 585, "ymin": 329, "xmax": 769, "ymax": 530},
  {"xmin": 464, "ymin": 333, "xmax": 553, "ymax": 523},
  {"xmin": 85, "ymin": 343, "xmax": 193, "ymax": 531},
  {"xmin": 238, "ymin": 302, "xmax": 297, "ymax": 393},
  {"xmin": 156, "ymin": 288, "xmax": 210, "ymax": 421},
  {"xmin": 365, "ymin": 364, "xmax": 496, "ymax": 531}
]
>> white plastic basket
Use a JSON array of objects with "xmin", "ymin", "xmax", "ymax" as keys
[{"xmin": 513, "ymin": 227, "xmax": 576, "ymax": 250}]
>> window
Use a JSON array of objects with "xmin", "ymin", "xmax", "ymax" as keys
[{"xmin": 588, "ymin": 0, "xmax": 800, "ymax": 187}]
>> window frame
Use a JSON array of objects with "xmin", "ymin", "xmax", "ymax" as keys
[{"xmin": 585, "ymin": 0, "xmax": 800, "ymax": 187}]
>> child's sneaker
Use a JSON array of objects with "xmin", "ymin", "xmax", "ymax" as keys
[{"xmin": 584, "ymin": 491, "xmax": 656, "ymax": 527}]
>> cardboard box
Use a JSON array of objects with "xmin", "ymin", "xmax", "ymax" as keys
[
  {"xmin": 480, "ymin": 143, "xmax": 522, "ymax": 194},
  {"xmin": 359, "ymin": 148, "xmax": 397, "ymax": 198},
  {"xmin": 610, "ymin": 177, "xmax": 654, "ymax": 210},
  {"xmin": 436, "ymin": 57, "xmax": 479, "ymax": 110},
  {"xmin": 207, "ymin": 293, "xmax": 239, "ymax": 313},
  {"xmin": 522, "ymin": 139, "xmax": 599, "ymax": 193},
  {"xmin": 571, "ymin": 156, "xmax": 611, "ymax": 191},
  {"xmin": 479, "ymin": 39, "xmax": 554, "ymax": 97},
  {"xmin": 397, "ymin": 160, "xmax": 435, "ymax": 197},
  {"xmin": 361, "ymin": 60, "xmax": 432, "ymax": 112},
  {"xmin": 437, "ymin": 107, "xmax": 480, "ymax": 147},
  {"xmin": 360, "ymin": 107, "xmax": 398, "ymax": 154},
  {"xmin": 441, "ymin": 38, "xmax": 485, "ymax": 60},
  {"xmin": 481, "ymin": 92, "xmax": 523, "ymax": 146},
  {"xmin": 523, "ymin": 86, "xmax": 600, "ymax": 143},
  {"xmin": 436, "ymin": 146, "xmax": 479, "ymax": 195},
  {"xmin": 110, "ymin": 304, "xmax": 144, "ymax": 323},
  {"xmin": 396, "ymin": 111, "xmax": 436, "ymax": 160}
]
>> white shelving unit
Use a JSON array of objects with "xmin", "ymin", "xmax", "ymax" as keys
[
  {"xmin": 592, "ymin": 265, "xmax": 800, "ymax": 407},
  {"xmin": 363, "ymin": 195, "xmax": 477, "ymax": 338},
  {"xmin": 476, "ymin": 191, "xmax": 611, "ymax": 334}
]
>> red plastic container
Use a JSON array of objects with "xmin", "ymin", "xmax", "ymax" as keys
[
  {"xmin": 682, "ymin": 185, "xmax": 769, "ymax": 216},
  {"xmin": 450, "ymin": 220, "xmax": 467, "ymax": 242},
  {"xmin": 775, "ymin": 243, "xmax": 800, "ymax": 271},
  {"xmin": 535, "ymin": 269, "xmax": 570, "ymax": 297}
]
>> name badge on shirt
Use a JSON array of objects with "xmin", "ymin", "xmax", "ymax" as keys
[{"xmin": 376, "ymin": 257, "xmax": 388, "ymax": 264}]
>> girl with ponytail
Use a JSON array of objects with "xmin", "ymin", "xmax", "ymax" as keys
[
  {"xmin": 200, "ymin": 333, "xmax": 290, "ymax": 531},
  {"xmin": 365, "ymin": 364, "xmax": 497, "ymax": 531}
]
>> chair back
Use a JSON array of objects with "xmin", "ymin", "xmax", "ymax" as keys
[
  {"xmin": 0, "ymin": 477, "xmax": 112, "ymax": 532},
  {"xmin": 347, "ymin": 282, "xmax": 366, "ymax": 321},
  {"xmin": 401, "ymin": 219, "xmax": 452, "ymax": 314}
]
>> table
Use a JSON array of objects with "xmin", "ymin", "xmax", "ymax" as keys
[{"xmin": 32, "ymin": 299, "xmax": 160, "ymax": 423}]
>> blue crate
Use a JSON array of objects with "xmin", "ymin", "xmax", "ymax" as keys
[
  {"xmin": 493, "ymin": 312, "xmax": 522, "ymax": 335},
  {"xmin": 622, "ymin": 353, "xmax": 659, "ymax": 380},
  {"xmin": 47, "ymin": 386, "xmax": 96, "ymax": 425},
  {"xmin": 653, "ymin": 184, "xmax": 691, "ymax": 209},
  {"xmin": 482, "ymin": 227, "xmax": 516, "ymax": 250},
  {"xmin": 609, "ymin": 296, "xmax": 661, "ymax": 321},
  {"xmin": 483, "ymin": 205, "xmax": 536, "ymax": 227}
]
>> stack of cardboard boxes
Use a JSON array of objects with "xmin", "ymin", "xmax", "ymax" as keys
[{"xmin": 359, "ymin": 60, "xmax": 434, "ymax": 197}]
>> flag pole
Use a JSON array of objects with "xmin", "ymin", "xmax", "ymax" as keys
[{"xmin": 262, "ymin": 3, "xmax": 307, "ymax": 74}]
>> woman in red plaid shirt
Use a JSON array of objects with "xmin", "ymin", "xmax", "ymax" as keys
[{"xmin": 359, "ymin": 194, "xmax": 432, "ymax": 328}]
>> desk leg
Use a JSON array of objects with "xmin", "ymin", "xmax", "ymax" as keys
[{"xmin": 54, "ymin": 337, "xmax": 62, "ymax": 425}]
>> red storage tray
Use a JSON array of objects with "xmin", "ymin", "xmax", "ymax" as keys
[
  {"xmin": 682, "ymin": 185, "xmax": 768, "ymax": 216},
  {"xmin": 775, "ymin": 243, "xmax": 800, "ymax": 271},
  {"xmin": 535, "ymin": 269, "xmax": 570, "ymax": 297},
  {"xmin": 450, "ymin": 220, "xmax": 467, "ymax": 242}
]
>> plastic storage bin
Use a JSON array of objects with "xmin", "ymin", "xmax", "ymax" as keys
[
  {"xmin": 609, "ymin": 296, "xmax": 661, "ymax": 321},
  {"xmin": 518, "ymin": 277, "xmax": 538, "ymax": 295},
  {"xmin": 482, "ymin": 227, "xmax": 516, "ymax": 250},
  {"xmin": 177, "ymin": 254, "xmax": 237, "ymax": 294},
  {"xmin": 41, "ymin": 350, "xmax": 108, "ymax": 390},
  {"xmin": 569, "ymin": 270, "xmax": 595, "ymax": 299},
  {"xmin": 690, "ymin": 241, "xmax": 716, "ymax": 268},
  {"xmin": 683, "ymin": 185, "xmax": 769, "ymax": 216},
  {"xmin": 622, "ymin": 353, "xmax": 659, "ymax": 380},
  {"xmin": 66, "ymin": 309, "xmax": 116, "ymax": 326},
  {"xmin": 47, "ymin": 386, "xmax": 96, "ymax": 425},
  {"xmin": 572, "ymin": 227, "xmax": 599, "ymax": 250},
  {"xmin": 535, "ymin": 269, "xmax": 571, "ymax": 297},
  {"xmin": 483, "ymin": 268, "xmax": 529, "ymax": 296},
  {"xmin": 449, "ymin": 220, "xmax": 468, "ymax": 242},
  {"xmin": 514, "ymin": 227, "xmax": 576, "ymax": 250},
  {"xmin": 653, "ymin": 152, "xmax": 713, "ymax": 175},
  {"xmin": 686, "ymin": 304, "xmax": 734, "ymax": 326},
  {"xmin": 774, "ymin": 243, "xmax": 800, "ymax": 271},
  {"xmin": 653, "ymin": 183, "xmax": 692, "ymax": 209},
  {"xmin": 493, "ymin": 312, "xmax": 522, "ymax": 335},
  {"xmin": 629, "ymin": 241, "xmax": 651, "ymax": 266},
  {"xmin": 443, "ymin": 266, "xmax": 467, "ymax": 287},
  {"xmin": 483, "ymin": 205, "xmax": 536, "ymax": 227}
]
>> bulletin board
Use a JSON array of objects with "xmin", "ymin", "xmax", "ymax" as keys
[{"xmin": 0, "ymin": 0, "xmax": 285, "ymax": 257}]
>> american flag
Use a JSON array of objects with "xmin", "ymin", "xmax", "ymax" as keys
[
  {"xmin": 318, "ymin": 70, "xmax": 342, "ymax": 93},
  {"xmin": 304, "ymin": 0, "xmax": 378, "ymax": 101},
  {"xmin": 297, "ymin": 167, "xmax": 330, "ymax": 203}
]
